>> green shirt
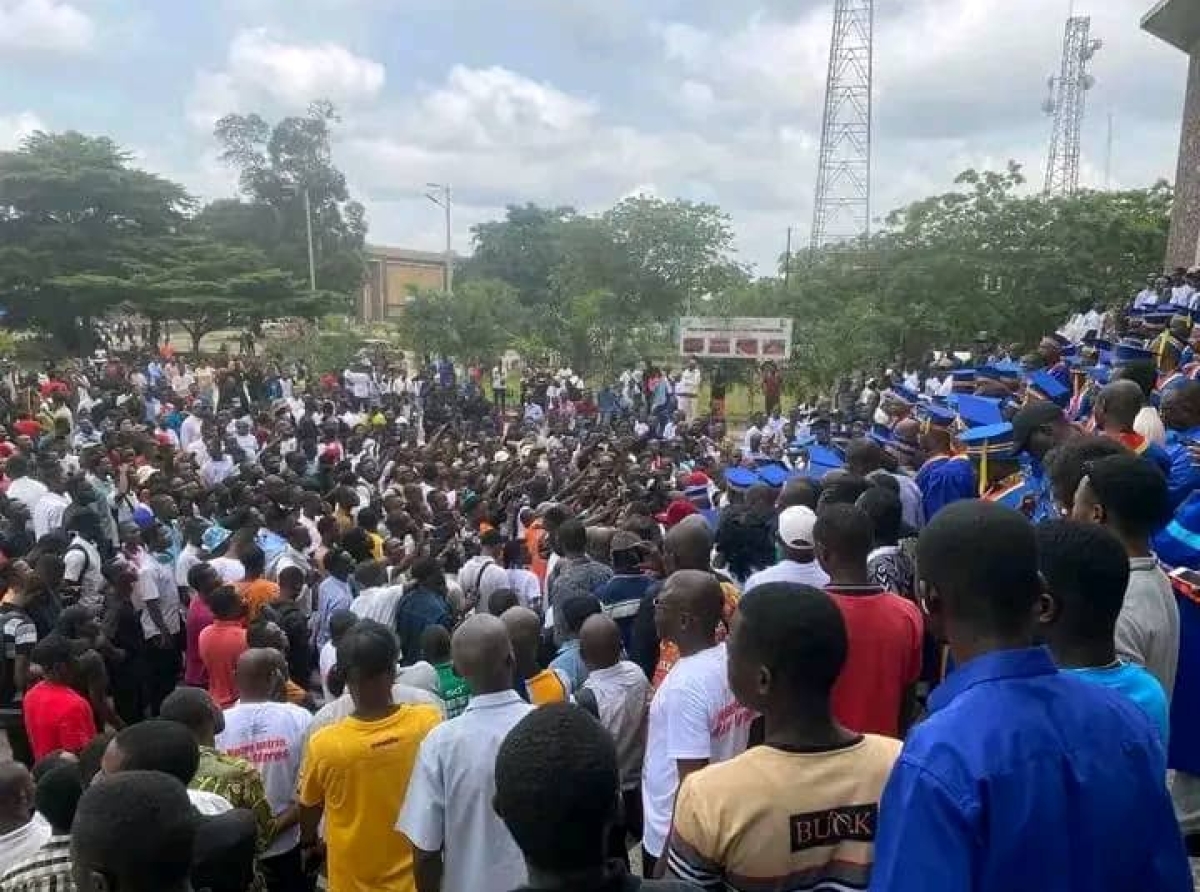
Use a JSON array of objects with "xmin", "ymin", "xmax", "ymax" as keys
[{"xmin": 434, "ymin": 662, "xmax": 471, "ymax": 718}]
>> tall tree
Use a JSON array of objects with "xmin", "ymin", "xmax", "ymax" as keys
[
  {"xmin": 0, "ymin": 131, "xmax": 191, "ymax": 350},
  {"xmin": 214, "ymin": 101, "xmax": 367, "ymax": 305},
  {"xmin": 400, "ymin": 279, "xmax": 524, "ymax": 363}
]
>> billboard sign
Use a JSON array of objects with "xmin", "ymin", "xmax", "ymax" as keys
[{"xmin": 678, "ymin": 316, "xmax": 793, "ymax": 360}]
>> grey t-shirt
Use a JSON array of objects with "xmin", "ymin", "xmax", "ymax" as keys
[{"xmin": 1116, "ymin": 558, "xmax": 1180, "ymax": 699}]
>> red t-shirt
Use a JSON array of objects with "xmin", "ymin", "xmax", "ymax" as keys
[
  {"xmin": 198, "ymin": 620, "xmax": 248, "ymax": 708},
  {"xmin": 23, "ymin": 679, "xmax": 97, "ymax": 759},
  {"xmin": 826, "ymin": 585, "xmax": 923, "ymax": 738},
  {"xmin": 13, "ymin": 419, "xmax": 41, "ymax": 438}
]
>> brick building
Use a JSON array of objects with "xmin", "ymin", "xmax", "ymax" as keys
[{"xmin": 358, "ymin": 245, "xmax": 452, "ymax": 322}]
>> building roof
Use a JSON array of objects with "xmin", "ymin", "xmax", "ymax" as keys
[
  {"xmin": 1143, "ymin": 0, "xmax": 1200, "ymax": 53},
  {"xmin": 364, "ymin": 244, "xmax": 454, "ymax": 265}
]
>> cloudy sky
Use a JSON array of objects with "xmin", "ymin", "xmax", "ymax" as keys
[{"xmin": 0, "ymin": 0, "xmax": 1189, "ymax": 272}]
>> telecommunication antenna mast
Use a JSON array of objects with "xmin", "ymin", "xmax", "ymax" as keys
[
  {"xmin": 810, "ymin": 0, "xmax": 873, "ymax": 251},
  {"xmin": 1042, "ymin": 14, "xmax": 1102, "ymax": 196}
]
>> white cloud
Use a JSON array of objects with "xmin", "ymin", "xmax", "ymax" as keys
[
  {"xmin": 0, "ymin": 111, "xmax": 47, "ymax": 150},
  {"xmin": 186, "ymin": 28, "xmax": 385, "ymax": 128},
  {"xmin": 0, "ymin": 0, "xmax": 94, "ymax": 53}
]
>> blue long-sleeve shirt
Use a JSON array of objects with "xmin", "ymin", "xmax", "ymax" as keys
[
  {"xmin": 869, "ymin": 647, "xmax": 1190, "ymax": 892},
  {"xmin": 1165, "ymin": 426, "xmax": 1200, "ymax": 510},
  {"xmin": 915, "ymin": 454, "xmax": 975, "ymax": 520}
]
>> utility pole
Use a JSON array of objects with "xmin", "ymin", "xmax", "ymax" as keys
[
  {"xmin": 784, "ymin": 227, "xmax": 793, "ymax": 289},
  {"xmin": 426, "ymin": 183, "xmax": 453, "ymax": 293},
  {"xmin": 303, "ymin": 188, "xmax": 317, "ymax": 293},
  {"xmin": 1104, "ymin": 111, "xmax": 1114, "ymax": 189}
]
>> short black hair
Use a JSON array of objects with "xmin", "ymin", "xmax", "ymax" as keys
[
  {"xmin": 337, "ymin": 619, "xmax": 398, "ymax": 682},
  {"xmin": 72, "ymin": 771, "xmax": 196, "ymax": 892},
  {"xmin": 917, "ymin": 500, "xmax": 1040, "ymax": 637},
  {"xmin": 1046, "ymin": 435, "xmax": 1127, "ymax": 511},
  {"xmin": 112, "ymin": 719, "xmax": 200, "ymax": 785},
  {"xmin": 207, "ymin": 584, "xmax": 244, "ymax": 620},
  {"xmin": 739, "ymin": 583, "xmax": 847, "ymax": 694},
  {"xmin": 1036, "ymin": 521, "xmax": 1130, "ymax": 643},
  {"xmin": 1115, "ymin": 359, "xmax": 1157, "ymax": 398},
  {"xmin": 856, "ymin": 485, "xmax": 903, "ymax": 545},
  {"xmin": 329, "ymin": 609, "xmax": 359, "ymax": 644},
  {"xmin": 487, "ymin": 588, "xmax": 520, "ymax": 616},
  {"xmin": 777, "ymin": 477, "xmax": 820, "ymax": 511},
  {"xmin": 1085, "ymin": 453, "xmax": 1172, "ymax": 536},
  {"xmin": 813, "ymin": 503, "xmax": 874, "ymax": 564},
  {"xmin": 557, "ymin": 519, "xmax": 587, "ymax": 554},
  {"xmin": 420, "ymin": 624, "xmax": 451, "ymax": 663},
  {"xmin": 30, "ymin": 634, "xmax": 74, "ymax": 672},
  {"xmin": 240, "ymin": 544, "xmax": 266, "ymax": 575},
  {"xmin": 35, "ymin": 762, "xmax": 83, "ymax": 833},
  {"xmin": 495, "ymin": 703, "xmax": 618, "ymax": 872},
  {"xmin": 817, "ymin": 474, "xmax": 872, "ymax": 507},
  {"xmin": 77, "ymin": 732, "xmax": 115, "ymax": 786},
  {"xmin": 559, "ymin": 595, "xmax": 602, "ymax": 635},
  {"xmin": 159, "ymin": 687, "xmax": 215, "ymax": 735}
]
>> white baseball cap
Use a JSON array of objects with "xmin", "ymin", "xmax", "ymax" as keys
[{"xmin": 777, "ymin": 505, "xmax": 817, "ymax": 549}]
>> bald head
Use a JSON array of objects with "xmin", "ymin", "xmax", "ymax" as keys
[
  {"xmin": 235, "ymin": 648, "xmax": 285, "ymax": 701},
  {"xmin": 579, "ymin": 614, "xmax": 622, "ymax": 672},
  {"xmin": 1162, "ymin": 380, "xmax": 1200, "ymax": 431},
  {"xmin": 501, "ymin": 606, "xmax": 543, "ymax": 669},
  {"xmin": 0, "ymin": 761, "xmax": 34, "ymax": 825},
  {"xmin": 452, "ymin": 614, "xmax": 514, "ymax": 694},
  {"xmin": 659, "ymin": 569, "xmax": 725, "ymax": 651},
  {"xmin": 1095, "ymin": 380, "xmax": 1144, "ymax": 430},
  {"xmin": 664, "ymin": 515, "xmax": 713, "ymax": 572}
]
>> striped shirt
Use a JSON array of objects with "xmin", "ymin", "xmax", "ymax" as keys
[{"xmin": 0, "ymin": 835, "xmax": 73, "ymax": 892}]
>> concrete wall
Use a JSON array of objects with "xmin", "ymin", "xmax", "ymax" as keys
[
  {"xmin": 359, "ymin": 256, "xmax": 448, "ymax": 322},
  {"xmin": 1168, "ymin": 45, "xmax": 1200, "ymax": 269}
]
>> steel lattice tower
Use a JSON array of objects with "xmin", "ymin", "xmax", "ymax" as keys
[
  {"xmin": 1042, "ymin": 15, "xmax": 1102, "ymax": 196},
  {"xmin": 810, "ymin": 0, "xmax": 873, "ymax": 251}
]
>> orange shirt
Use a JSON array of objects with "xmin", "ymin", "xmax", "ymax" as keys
[
  {"xmin": 526, "ymin": 522, "xmax": 548, "ymax": 586},
  {"xmin": 237, "ymin": 578, "xmax": 280, "ymax": 623},
  {"xmin": 198, "ymin": 619, "xmax": 247, "ymax": 708}
]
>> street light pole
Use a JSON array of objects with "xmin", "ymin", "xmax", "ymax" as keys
[
  {"xmin": 426, "ymin": 183, "xmax": 453, "ymax": 293},
  {"xmin": 303, "ymin": 187, "xmax": 317, "ymax": 293}
]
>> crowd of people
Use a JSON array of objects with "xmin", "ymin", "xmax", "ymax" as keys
[{"xmin": 1, "ymin": 278, "xmax": 1200, "ymax": 892}]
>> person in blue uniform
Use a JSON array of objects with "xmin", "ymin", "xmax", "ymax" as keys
[
  {"xmin": 959, "ymin": 423, "xmax": 1036, "ymax": 518},
  {"xmin": 1024, "ymin": 370, "xmax": 1071, "ymax": 411},
  {"xmin": 915, "ymin": 403, "xmax": 975, "ymax": 520},
  {"xmin": 1011, "ymin": 401, "xmax": 1080, "ymax": 523}
]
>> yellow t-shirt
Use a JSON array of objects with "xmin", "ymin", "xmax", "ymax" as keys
[
  {"xmin": 297, "ymin": 704, "xmax": 442, "ymax": 892},
  {"xmin": 666, "ymin": 734, "xmax": 900, "ymax": 891}
]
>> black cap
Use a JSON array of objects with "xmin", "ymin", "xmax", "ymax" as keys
[{"xmin": 1011, "ymin": 401, "xmax": 1064, "ymax": 454}]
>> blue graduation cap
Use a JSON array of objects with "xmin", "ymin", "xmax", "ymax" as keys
[
  {"xmin": 804, "ymin": 445, "xmax": 844, "ymax": 480},
  {"xmin": 725, "ymin": 467, "xmax": 759, "ymax": 491},
  {"xmin": 1113, "ymin": 341, "xmax": 1154, "ymax": 366},
  {"xmin": 1087, "ymin": 366, "xmax": 1111, "ymax": 385},
  {"xmin": 959, "ymin": 421, "xmax": 1017, "ymax": 496},
  {"xmin": 756, "ymin": 462, "xmax": 791, "ymax": 488},
  {"xmin": 1026, "ymin": 371, "xmax": 1070, "ymax": 408},
  {"xmin": 791, "ymin": 434, "xmax": 817, "ymax": 449},
  {"xmin": 1093, "ymin": 338, "xmax": 1114, "ymax": 353},
  {"xmin": 956, "ymin": 394, "xmax": 1005, "ymax": 428},
  {"xmin": 917, "ymin": 403, "xmax": 957, "ymax": 431},
  {"xmin": 950, "ymin": 370, "xmax": 976, "ymax": 393},
  {"xmin": 885, "ymin": 385, "xmax": 918, "ymax": 406},
  {"xmin": 977, "ymin": 364, "xmax": 1019, "ymax": 384},
  {"xmin": 869, "ymin": 422, "xmax": 894, "ymax": 445}
]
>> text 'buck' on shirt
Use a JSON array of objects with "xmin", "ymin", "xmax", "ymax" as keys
[{"xmin": 642, "ymin": 642, "xmax": 755, "ymax": 858}]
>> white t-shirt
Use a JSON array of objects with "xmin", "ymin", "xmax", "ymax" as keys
[
  {"xmin": 32, "ymin": 492, "xmax": 69, "ymax": 539},
  {"xmin": 136, "ymin": 553, "xmax": 182, "ymax": 639},
  {"xmin": 743, "ymin": 559, "xmax": 831, "ymax": 594},
  {"xmin": 458, "ymin": 557, "xmax": 510, "ymax": 613},
  {"xmin": 7, "ymin": 477, "xmax": 47, "ymax": 514},
  {"xmin": 319, "ymin": 640, "xmax": 338, "ymax": 702},
  {"xmin": 188, "ymin": 789, "xmax": 232, "ymax": 815},
  {"xmin": 349, "ymin": 585, "xmax": 405, "ymax": 627},
  {"xmin": 209, "ymin": 557, "xmax": 246, "ymax": 585},
  {"xmin": 0, "ymin": 816, "xmax": 50, "ymax": 874},
  {"xmin": 64, "ymin": 535, "xmax": 105, "ymax": 610},
  {"xmin": 216, "ymin": 701, "xmax": 314, "ymax": 857},
  {"xmin": 506, "ymin": 568, "xmax": 542, "ymax": 608},
  {"xmin": 641, "ymin": 643, "xmax": 755, "ymax": 857},
  {"xmin": 397, "ymin": 691, "xmax": 533, "ymax": 892}
]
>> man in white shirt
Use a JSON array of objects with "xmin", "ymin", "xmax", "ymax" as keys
[
  {"xmin": 641, "ymin": 571, "xmax": 755, "ymax": 874},
  {"xmin": 741, "ymin": 414, "xmax": 764, "ymax": 457},
  {"xmin": 398, "ymin": 614, "xmax": 533, "ymax": 892},
  {"xmin": 0, "ymin": 764, "xmax": 49, "ymax": 875},
  {"xmin": 491, "ymin": 364, "xmax": 508, "ymax": 414},
  {"xmin": 578, "ymin": 614, "xmax": 649, "ymax": 851},
  {"xmin": 137, "ymin": 525, "xmax": 184, "ymax": 715},
  {"xmin": 677, "ymin": 360, "xmax": 702, "ymax": 423},
  {"xmin": 458, "ymin": 531, "xmax": 511, "ymax": 613},
  {"xmin": 64, "ymin": 518, "xmax": 106, "ymax": 611},
  {"xmin": 743, "ymin": 506, "xmax": 830, "ymax": 593},
  {"xmin": 31, "ymin": 467, "xmax": 70, "ymax": 540},
  {"xmin": 1133, "ymin": 276, "xmax": 1159, "ymax": 309},
  {"xmin": 5, "ymin": 456, "xmax": 46, "ymax": 515},
  {"xmin": 349, "ymin": 563, "xmax": 406, "ymax": 627},
  {"xmin": 216, "ymin": 649, "xmax": 313, "ymax": 884}
]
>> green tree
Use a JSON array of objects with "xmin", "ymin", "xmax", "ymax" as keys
[
  {"xmin": 400, "ymin": 279, "xmax": 523, "ymax": 363},
  {"xmin": 214, "ymin": 101, "xmax": 366, "ymax": 306},
  {"xmin": 0, "ymin": 131, "xmax": 192, "ymax": 350}
]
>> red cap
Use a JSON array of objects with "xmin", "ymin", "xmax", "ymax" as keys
[{"xmin": 655, "ymin": 499, "xmax": 699, "ymax": 528}]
